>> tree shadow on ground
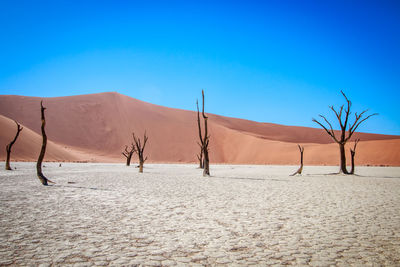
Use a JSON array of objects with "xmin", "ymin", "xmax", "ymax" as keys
[
  {"xmin": 212, "ymin": 176, "xmax": 289, "ymax": 182},
  {"xmin": 53, "ymin": 184, "xmax": 113, "ymax": 191}
]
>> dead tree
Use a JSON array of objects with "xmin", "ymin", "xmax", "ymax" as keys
[
  {"xmin": 291, "ymin": 145, "xmax": 304, "ymax": 176},
  {"xmin": 5, "ymin": 120, "xmax": 23, "ymax": 170},
  {"xmin": 36, "ymin": 101, "xmax": 54, "ymax": 185},
  {"xmin": 312, "ymin": 91, "xmax": 377, "ymax": 174},
  {"xmin": 133, "ymin": 131, "xmax": 148, "ymax": 173},
  {"xmin": 349, "ymin": 139, "xmax": 360, "ymax": 174},
  {"xmin": 197, "ymin": 90, "xmax": 210, "ymax": 176},
  {"xmin": 122, "ymin": 142, "xmax": 135, "ymax": 166}
]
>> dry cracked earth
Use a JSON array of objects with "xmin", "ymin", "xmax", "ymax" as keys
[{"xmin": 1, "ymin": 163, "xmax": 400, "ymax": 266}]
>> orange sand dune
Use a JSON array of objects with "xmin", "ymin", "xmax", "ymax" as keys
[
  {"xmin": 0, "ymin": 92, "xmax": 399, "ymax": 165},
  {"xmin": 0, "ymin": 115, "xmax": 78, "ymax": 162},
  {"xmin": 0, "ymin": 115, "xmax": 120, "ymax": 162}
]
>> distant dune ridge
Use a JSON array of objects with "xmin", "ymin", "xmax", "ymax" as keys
[{"xmin": 0, "ymin": 92, "xmax": 399, "ymax": 166}]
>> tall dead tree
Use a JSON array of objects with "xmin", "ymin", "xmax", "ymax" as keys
[
  {"xmin": 197, "ymin": 90, "xmax": 210, "ymax": 176},
  {"xmin": 291, "ymin": 145, "xmax": 304, "ymax": 176},
  {"xmin": 349, "ymin": 139, "xmax": 360, "ymax": 175},
  {"xmin": 36, "ymin": 101, "xmax": 54, "ymax": 185},
  {"xmin": 133, "ymin": 131, "xmax": 148, "ymax": 173},
  {"xmin": 312, "ymin": 91, "xmax": 377, "ymax": 174},
  {"xmin": 5, "ymin": 120, "xmax": 23, "ymax": 170},
  {"xmin": 122, "ymin": 141, "xmax": 135, "ymax": 166}
]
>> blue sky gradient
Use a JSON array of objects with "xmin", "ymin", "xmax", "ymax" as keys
[{"xmin": 1, "ymin": 0, "xmax": 399, "ymax": 135}]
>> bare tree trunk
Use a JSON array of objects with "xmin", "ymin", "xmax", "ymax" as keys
[
  {"xmin": 349, "ymin": 139, "xmax": 359, "ymax": 174},
  {"xmin": 5, "ymin": 149, "xmax": 12, "ymax": 170},
  {"xmin": 203, "ymin": 149, "xmax": 210, "ymax": 176},
  {"xmin": 339, "ymin": 143, "xmax": 349, "ymax": 174},
  {"xmin": 350, "ymin": 151, "xmax": 355, "ymax": 174},
  {"xmin": 201, "ymin": 90, "xmax": 210, "ymax": 177},
  {"xmin": 126, "ymin": 154, "xmax": 132, "ymax": 166},
  {"xmin": 133, "ymin": 132, "xmax": 148, "ymax": 173},
  {"xmin": 196, "ymin": 90, "xmax": 210, "ymax": 176},
  {"xmin": 36, "ymin": 101, "xmax": 54, "ymax": 185},
  {"xmin": 5, "ymin": 121, "xmax": 23, "ymax": 170},
  {"xmin": 291, "ymin": 145, "xmax": 304, "ymax": 176},
  {"xmin": 139, "ymin": 160, "xmax": 144, "ymax": 173}
]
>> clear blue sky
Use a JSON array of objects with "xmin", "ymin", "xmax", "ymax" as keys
[{"xmin": 1, "ymin": 0, "xmax": 399, "ymax": 135}]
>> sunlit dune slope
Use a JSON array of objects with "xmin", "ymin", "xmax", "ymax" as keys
[{"xmin": 0, "ymin": 92, "xmax": 399, "ymax": 165}]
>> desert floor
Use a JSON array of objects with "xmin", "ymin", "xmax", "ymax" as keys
[{"xmin": 1, "ymin": 163, "xmax": 400, "ymax": 266}]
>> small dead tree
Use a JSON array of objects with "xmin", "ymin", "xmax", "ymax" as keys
[
  {"xmin": 291, "ymin": 145, "xmax": 304, "ymax": 176},
  {"xmin": 36, "ymin": 101, "xmax": 54, "ymax": 185},
  {"xmin": 197, "ymin": 90, "xmax": 210, "ymax": 176},
  {"xmin": 5, "ymin": 120, "xmax": 23, "ymax": 170},
  {"xmin": 312, "ymin": 91, "xmax": 377, "ymax": 174},
  {"xmin": 122, "ymin": 142, "xmax": 135, "ymax": 166},
  {"xmin": 133, "ymin": 131, "xmax": 148, "ymax": 173},
  {"xmin": 349, "ymin": 139, "xmax": 360, "ymax": 175}
]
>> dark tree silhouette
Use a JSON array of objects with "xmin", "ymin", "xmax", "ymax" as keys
[
  {"xmin": 349, "ymin": 139, "xmax": 360, "ymax": 175},
  {"xmin": 122, "ymin": 141, "xmax": 135, "ymax": 166},
  {"xmin": 5, "ymin": 120, "xmax": 23, "ymax": 170},
  {"xmin": 197, "ymin": 90, "xmax": 210, "ymax": 176},
  {"xmin": 291, "ymin": 145, "xmax": 304, "ymax": 176},
  {"xmin": 133, "ymin": 131, "xmax": 148, "ymax": 173},
  {"xmin": 36, "ymin": 101, "xmax": 54, "ymax": 185},
  {"xmin": 312, "ymin": 91, "xmax": 377, "ymax": 174}
]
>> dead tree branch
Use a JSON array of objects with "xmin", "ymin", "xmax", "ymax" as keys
[{"xmin": 5, "ymin": 120, "xmax": 23, "ymax": 170}]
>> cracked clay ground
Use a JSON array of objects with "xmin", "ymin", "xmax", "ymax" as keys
[{"xmin": 1, "ymin": 163, "xmax": 400, "ymax": 266}]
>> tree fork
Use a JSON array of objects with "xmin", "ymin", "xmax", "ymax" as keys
[{"xmin": 5, "ymin": 120, "xmax": 23, "ymax": 170}]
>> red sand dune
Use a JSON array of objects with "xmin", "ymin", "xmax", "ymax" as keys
[{"xmin": 1, "ymin": 92, "xmax": 399, "ymax": 166}]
